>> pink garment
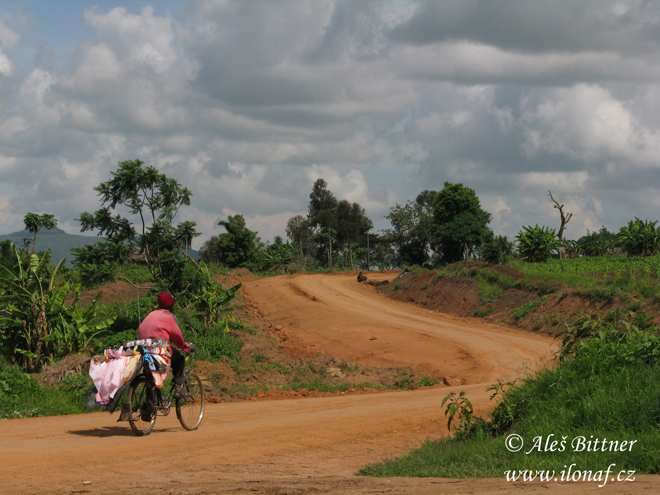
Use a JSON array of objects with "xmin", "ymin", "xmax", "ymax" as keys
[
  {"xmin": 138, "ymin": 309, "xmax": 186, "ymax": 349},
  {"xmin": 151, "ymin": 368, "xmax": 169, "ymax": 388},
  {"xmin": 89, "ymin": 356, "xmax": 128, "ymax": 405}
]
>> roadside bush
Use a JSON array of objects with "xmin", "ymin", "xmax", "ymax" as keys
[
  {"xmin": 481, "ymin": 232, "xmax": 514, "ymax": 265},
  {"xmin": 176, "ymin": 310, "xmax": 243, "ymax": 361},
  {"xmin": 516, "ymin": 225, "xmax": 559, "ymax": 262},
  {"xmin": 197, "ymin": 330, "xmax": 243, "ymax": 361},
  {"xmin": 0, "ymin": 364, "xmax": 92, "ymax": 418}
]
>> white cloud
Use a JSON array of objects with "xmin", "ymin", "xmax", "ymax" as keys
[
  {"xmin": 65, "ymin": 43, "xmax": 123, "ymax": 96},
  {"xmin": 481, "ymin": 195, "xmax": 516, "ymax": 236},
  {"xmin": 516, "ymin": 171, "xmax": 590, "ymax": 193},
  {"xmin": 0, "ymin": 48, "xmax": 12, "ymax": 76},
  {"xmin": 0, "ymin": 15, "xmax": 23, "ymax": 76},
  {"xmin": 84, "ymin": 6, "xmax": 179, "ymax": 74},
  {"xmin": 520, "ymin": 84, "xmax": 636, "ymax": 162},
  {"xmin": 4, "ymin": 0, "xmax": 660, "ymax": 247},
  {"xmin": 306, "ymin": 165, "xmax": 391, "ymax": 221}
]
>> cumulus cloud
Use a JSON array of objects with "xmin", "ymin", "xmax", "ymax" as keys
[
  {"xmin": 3, "ymin": 0, "xmax": 660, "ymax": 245},
  {"xmin": 520, "ymin": 84, "xmax": 637, "ymax": 162}
]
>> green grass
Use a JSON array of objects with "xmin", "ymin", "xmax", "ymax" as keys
[
  {"xmin": 476, "ymin": 278, "xmax": 503, "ymax": 304},
  {"xmin": 512, "ymin": 296, "xmax": 549, "ymax": 321},
  {"xmin": 509, "ymin": 256, "xmax": 660, "ymax": 290},
  {"xmin": 359, "ymin": 331, "xmax": 660, "ymax": 477},
  {"xmin": 232, "ymin": 358, "xmax": 292, "ymax": 376},
  {"xmin": 0, "ymin": 365, "xmax": 96, "ymax": 419},
  {"xmin": 115, "ymin": 264, "xmax": 152, "ymax": 285}
]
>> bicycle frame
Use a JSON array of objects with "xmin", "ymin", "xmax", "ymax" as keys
[
  {"xmin": 154, "ymin": 379, "xmax": 177, "ymax": 415},
  {"xmin": 123, "ymin": 358, "xmax": 205, "ymax": 435}
]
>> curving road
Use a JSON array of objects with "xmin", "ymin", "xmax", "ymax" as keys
[{"xmin": 4, "ymin": 272, "xmax": 650, "ymax": 494}]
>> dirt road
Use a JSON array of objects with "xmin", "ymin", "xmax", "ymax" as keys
[{"xmin": 2, "ymin": 272, "xmax": 657, "ymax": 494}]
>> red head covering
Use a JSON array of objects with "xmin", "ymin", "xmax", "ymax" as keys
[{"xmin": 157, "ymin": 292, "xmax": 174, "ymax": 309}]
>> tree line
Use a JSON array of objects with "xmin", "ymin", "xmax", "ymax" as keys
[{"xmin": 10, "ymin": 159, "xmax": 660, "ymax": 286}]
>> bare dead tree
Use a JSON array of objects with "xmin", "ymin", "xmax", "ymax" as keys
[{"xmin": 548, "ymin": 191, "xmax": 573, "ymax": 259}]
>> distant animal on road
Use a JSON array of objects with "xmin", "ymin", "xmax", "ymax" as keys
[{"xmin": 357, "ymin": 272, "xmax": 368, "ymax": 283}]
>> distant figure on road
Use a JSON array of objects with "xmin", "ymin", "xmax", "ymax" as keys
[{"xmin": 357, "ymin": 272, "xmax": 368, "ymax": 283}]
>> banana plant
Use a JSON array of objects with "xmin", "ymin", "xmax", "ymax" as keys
[
  {"xmin": 515, "ymin": 224, "xmax": 560, "ymax": 263},
  {"xmin": 618, "ymin": 218, "xmax": 659, "ymax": 257},
  {"xmin": 40, "ymin": 291, "xmax": 115, "ymax": 357},
  {"xmin": 187, "ymin": 259, "xmax": 241, "ymax": 327},
  {"xmin": 0, "ymin": 243, "xmax": 114, "ymax": 370}
]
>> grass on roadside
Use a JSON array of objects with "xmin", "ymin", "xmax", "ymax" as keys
[
  {"xmin": 359, "ymin": 327, "xmax": 660, "ymax": 478},
  {"xmin": 0, "ymin": 365, "xmax": 96, "ymax": 419}
]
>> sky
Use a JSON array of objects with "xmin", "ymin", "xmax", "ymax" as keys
[{"xmin": 1, "ymin": 0, "xmax": 660, "ymax": 249}]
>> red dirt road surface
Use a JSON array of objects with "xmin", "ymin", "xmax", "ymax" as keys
[{"xmin": 2, "ymin": 272, "xmax": 658, "ymax": 494}]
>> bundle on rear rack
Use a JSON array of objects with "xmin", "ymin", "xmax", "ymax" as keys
[{"xmin": 89, "ymin": 338, "xmax": 172, "ymax": 412}]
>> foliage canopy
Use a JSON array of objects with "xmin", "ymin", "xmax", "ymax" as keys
[
  {"xmin": 77, "ymin": 159, "xmax": 199, "ymax": 292},
  {"xmin": 432, "ymin": 182, "xmax": 492, "ymax": 263}
]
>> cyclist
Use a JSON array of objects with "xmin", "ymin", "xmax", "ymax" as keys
[{"xmin": 138, "ymin": 292, "xmax": 194, "ymax": 398}]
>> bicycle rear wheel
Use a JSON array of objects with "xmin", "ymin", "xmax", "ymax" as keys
[
  {"xmin": 126, "ymin": 375, "xmax": 157, "ymax": 436},
  {"xmin": 176, "ymin": 371, "xmax": 205, "ymax": 431}
]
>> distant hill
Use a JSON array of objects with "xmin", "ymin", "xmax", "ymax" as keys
[
  {"xmin": 0, "ymin": 227, "xmax": 103, "ymax": 264},
  {"xmin": 0, "ymin": 227, "xmax": 199, "ymax": 265}
]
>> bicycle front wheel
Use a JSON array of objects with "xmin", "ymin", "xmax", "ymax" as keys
[
  {"xmin": 176, "ymin": 371, "xmax": 205, "ymax": 431},
  {"xmin": 126, "ymin": 376, "xmax": 157, "ymax": 436}
]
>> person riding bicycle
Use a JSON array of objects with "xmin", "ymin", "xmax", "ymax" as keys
[{"xmin": 138, "ymin": 292, "xmax": 194, "ymax": 398}]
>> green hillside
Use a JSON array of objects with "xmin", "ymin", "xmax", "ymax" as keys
[{"xmin": 0, "ymin": 227, "xmax": 103, "ymax": 265}]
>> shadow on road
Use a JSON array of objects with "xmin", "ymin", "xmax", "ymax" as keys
[
  {"xmin": 67, "ymin": 426, "xmax": 136, "ymax": 437},
  {"xmin": 68, "ymin": 425, "xmax": 180, "ymax": 437}
]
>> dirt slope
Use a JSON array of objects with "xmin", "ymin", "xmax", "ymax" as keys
[{"xmin": 2, "ymin": 271, "xmax": 658, "ymax": 494}]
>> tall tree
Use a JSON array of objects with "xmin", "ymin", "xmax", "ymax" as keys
[
  {"xmin": 335, "ymin": 200, "xmax": 373, "ymax": 268},
  {"xmin": 305, "ymin": 178, "xmax": 374, "ymax": 269},
  {"xmin": 77, "ymin": 159, "xmax": 197, "ymax": 289},
  {"xmin": 308, "ymin": 179, "xmax": 339, "ymax": 268},
  {"xmin": 176, "ymin": 220, "xmax": 201, "ymax": 255},
  {"xmin": 23, "ymin": 213, "xmax": 57, "ymax": 255},
  {"xmin": 308, "ymin": 178, "xmax": 338, "ymax": 223},
  {"xmin": 211, "ymin": 214, "xmax": 261, "ymax": 268},
  {"xmin": 384, "ymin": 190, "xmax": 436, "ymax": 267},
  {"xmin": 432, "ymin": 182, "xmax": 491, "ymax": 263},
  {"xmin": 368, "ymin": 232, "xmax": 396, "ymax": 270},
  {"xmin": 286, "ymin": 215, "xmax": 313, "ymax": 255}
]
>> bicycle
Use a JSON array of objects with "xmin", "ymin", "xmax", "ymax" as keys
[{"xmin": 123, "ymin": 352, "xmax": 205, "ymax": 436}]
